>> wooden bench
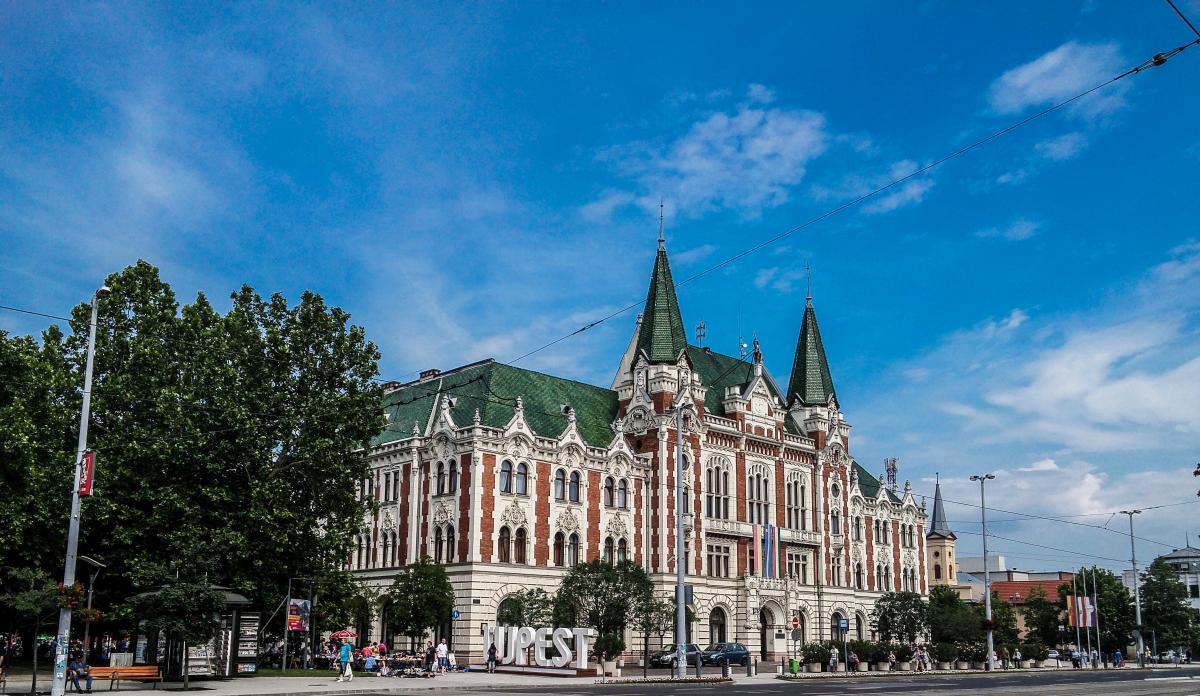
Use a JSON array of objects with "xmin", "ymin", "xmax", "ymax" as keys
[{"xmin": 89, "ymin": 666, "xmax": 162, "ymax": 691}]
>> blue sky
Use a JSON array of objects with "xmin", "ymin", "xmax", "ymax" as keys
[{"xmin": 3, "ymin": 1, "xmax": 1200, "ymax": 572}]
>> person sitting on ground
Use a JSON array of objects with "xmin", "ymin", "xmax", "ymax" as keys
[{"xmin": 68, "ymin": 655, "xmax": 92, "ymax": 694}]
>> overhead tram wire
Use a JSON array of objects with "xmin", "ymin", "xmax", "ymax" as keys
[
  {"xmin": 953, "ymin": 529, "xmax": 1128, "ymax": 564},
  {"xmin": 1165, "ymin": 0, "xmax": 1200, "ymax": 39},
  {"xmin": 504, "ymin": 37, "xmax": 1200, "ymax": 368}
]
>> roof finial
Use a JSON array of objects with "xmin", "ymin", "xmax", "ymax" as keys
[
  {"xmin": 658, "ymin": 199, "xmax": 665, "ymax": 250},
  {"xmin": 805, "ymin": 261, "xmax": 812, "ymax": 305}
]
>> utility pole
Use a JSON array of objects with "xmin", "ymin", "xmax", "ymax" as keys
[
  {"xmin": 1119, "ymin": 510, "xmax": 1145, "ymax": 667},
  {"xmin": 970, "ymin": 474, "xmax": 996, "ymax": 672},
  {"xmin": 78, "ymin": 556, "xmax": 105, "ymax": 661},
  {"xmin": 51, "ymin": 286, "xmax": 109, "ymax": 696}
]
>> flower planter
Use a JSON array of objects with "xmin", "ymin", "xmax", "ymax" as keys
[
  {"xmin": 855, "ymin": 663, "xmax": 868, "ymax": 672},
  {"xmin": 602, "ymin": 660, "xmax": 616, "ymax": 676},
  {"xmin": 898, "ymin": 661, "xmax": 911, "ymax": 671},
  {"xmin": 970, "ymin": 661, "xmax": 985, "ymax": 670},
  {"xmin": 876, "ymin": 661, "xmax": 890, "ymax": 672},
  {"xmin": 1034, "ymin": 660, "xmax": 1044, "ymax": 668},
  {"xmin": 937, "ymin": 661, "xmax": 951, "ymax": 671},
  {"xmin": 955, "ymin": 660, "xmax": 970, "ymax": 670}
]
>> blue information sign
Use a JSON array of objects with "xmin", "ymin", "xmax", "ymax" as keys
[{"xmin": 451, "ymin": 609, "xmax": 461, "ymax": 620}]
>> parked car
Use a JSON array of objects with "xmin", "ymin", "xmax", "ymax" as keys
[
  {"xmin": 701, "ymin": 642, "xmax": 751, "ymax": 666},
  {"xmin": 1046, "ymin": 650, "xmax": 1060, "ymax": 661},
  {"xmin": 650, "ymin": 644, "xmax": 701, "ymax": 667}
]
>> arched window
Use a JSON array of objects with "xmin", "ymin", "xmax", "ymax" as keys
[
  {"xmin": 514, "ymin": 527, "xmax": 527, "ymax": 564},
  {"xmin": 568, "ymin": 532, "xmax": 580, "ymax": 566},
  {"xmin": 748, "ymin": 468, "xmax": 770, "ymax": 524},
  {"xmin": 515, "ymin": 463, "xmax": 528, "ymax": 495},
  {"xmin": 553, "ymin": 532, "xmax": 565, "ymax": 566},
  {"xmin": 498, "ymin": 526, "xmax": 511, "ymax": 563},
  {"xmin": 449, "ymin": 461, "xmax": 459, "ymax": 493},
  {"xmin": 799, "ymin": 483, "xmax": 807, "ymax": 530},
  {"xmin": 604, "ymin": 536, "xmax": 614, "ymax": 563},
  {"xmin": 884, "ymin": 566, "xmax": 892, "ymax": 591},
  {"xmin": 830, "ymin": 511, "xmax": 840, "ymax": 535},
  {"xmin": 392, "ymin": 471, "xmax": 400, "ymax": 501},
  {"xmin": 617, "ymin": 538, "xmax": 628, "ymax": 562},
  {"xmin": 934, "ymin": 563, "xmax": 942, "ymax": 580},
  {"xmin": 876, "ymin": 564, "xmax": 883, "ymax": 589},
  {"xmin": 500, "ymin": 461, "xmax": 513, "ymax": 493},
  {"xmin": 705, "ymin": 467, "xmax": 714, "ymax": 517},
  {"xmin": 384, "ymin": 472, "xmax": 391, "ymax": 501},
  {"xmin": 854, "ymin": 563, "xmax": 863, "ymax": 589},
  {"xmin": 391, "ymin": 531, "xmax": 399, "ymax": 566},
  {"xmin": 553, "ymin": 469, "xmax": 566, "ymax": 501},
  {"xmin": 603, "ymin": 477, "xmax": 615, "ymax": 507},
  {"xmin": 831, "ymin": 483, "xmax": 840, "ymax": 499},
  {"xmin": 617, "ymin": 479, "xmax": 628, "ymax": 508},
  {"xmin": 855, "ymin": 615, "xmax": 864, "ymax": 640},
  {"xmin": 568, "ymin": 471, "xmax": 581, "ymax": 502},
  {"xmin": 853, "ymin": 516, "xmax": 862, "ymax": 541},
  {"xmin": 446, "ymin": 525, "xmax": 456, "ymax": 563},
  {"xmin": 434, "ymin": 526, "xmax": 444, "ymax": 562},
  {"xmin": 436, "ymin": 462, "xmax": 446, "ymax": 495}
]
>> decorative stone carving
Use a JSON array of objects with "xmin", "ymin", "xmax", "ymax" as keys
[
  {"xmin": 605, "ymin": 513, "xmax": 628, "ymax": 539},
  {"xmin": 555, "ymin": 509, "xmax": 580, "ymax": 533},
  {"xmin": 382, "ymin": 511, "xmax": 395, "ymax": 531},
  {"xmin": 500, "ymin": 500, "xmax": 528, "ymax": 529},
  {"xmin": 433, "ymin": 502, "xmax": 452, "ymax": 526}
]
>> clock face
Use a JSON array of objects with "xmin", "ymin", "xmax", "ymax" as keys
[{"xmin": 750, "ymin": 397, "xmax": 768, "ymax": 416}]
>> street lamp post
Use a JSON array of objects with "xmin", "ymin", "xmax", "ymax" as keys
[
  {"xmin": 671, "ymin": 389, "xmax": 693, "ymax": 679},
  {"xmin": 51, "ymin": 286, "xmax": 109, "ymax": 696},
  {"xmin": 970, "ymin": 474, "xmax": 996, "ymax": 672},
  {"xmin": 1119, "ymin": 510, "xmax": 1145, "ymax": 667},
  {"xmin": 78, "ymin": 556, "xmax": 106, "ymax": 661}
]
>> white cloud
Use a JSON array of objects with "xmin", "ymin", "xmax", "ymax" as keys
[
  {"xmin": 746, "ymin": 83, "xmax": 775, "ymax": 104},
  {"xmin": 579, "ymin": 190, "xmax": 635, "ymax": 224},
  {"xmin": 754, "ymin": 266, "xmax": 807, "ymax": 294},
  {"xmin": 1018, "ymin": 458, "xmax": 1059, "ymax": 472},
  {"xmin": 813, "ymin": 159, "xmax": 936, "ymax": 216},
  {"xmin": 592, "ymin": 89, "xmax": 831, "ymax": 219},
  {"xmin": 987, "ymin": 41, "xmax": 1128, "ymax": 121},
  {"xmin": 1035, "ymin": 132, "xmax": 1088, "ymax": 161},
  {"xmin": 975, "ymin": 218, "xmax": 1041, "ymax": 241},
  {"xmin": 673, "ymin": 244, "xmax": 718, "ymax": 266}
]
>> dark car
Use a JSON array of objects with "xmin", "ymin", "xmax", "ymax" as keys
[
  {"xmin": 702, "ymin": 642, "xmax": 750, "ymax": 666},
  {"xmin": 650, "ymin": 643, "xmax": 701, "ymax": 667}
]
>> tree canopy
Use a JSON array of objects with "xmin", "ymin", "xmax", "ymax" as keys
[
  {"xmin": 386, "ymin": 556, "xmax": 455, "ymax": 650},
  {"xmin": 1139, "ymin": 558, "xmax": 1195, "ymax": 649},
  {"xmin": 871, "ymin": 591, "xmax": 928, "ymax": 644},
  {"xmin": 927, "ymin": 585, "xmax": 981, "ymax": 644},
  {"xmin": 0, "ymin": 261, "xmax": 384, "ymax": 632},
  {"xmin": 1056, "ymin": 567, "xmax": 1134, "ymax": 654},
  {"xmin": 1019, "ymin": 586, "xmax": 1060, "ymax": 647},
  {"xmin": 496, "ymin": 588, "xmax": 554, "ymax": 628},
  {"xmin": 554, "ymin": 560, "xmax": 652, "ymax": 638}
]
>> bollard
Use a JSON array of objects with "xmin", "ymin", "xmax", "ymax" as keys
[
  {"xmin": 695, "ymin": 653, "xmax": 702, "ymax": 678},
  {"xmin": 722, "ymin": 661, "xmax": 731, "ymax": 678},
  {"xmin": 746, "ymin": 659, "xmax": 753, "ymax": 677}
]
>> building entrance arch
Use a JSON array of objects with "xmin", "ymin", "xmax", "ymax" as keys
[
  {"xmin": 709, "ymin": 607, "xmax": 727, "ymax": 645},
  {"xmin": 759, "ymin": 607, "xmax": 775, "ymax": 660}
]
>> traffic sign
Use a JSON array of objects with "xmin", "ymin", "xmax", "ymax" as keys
[
  {"xmin": 791, "ymin": 629, "xmax": 802, "ymax": 641},
  {"xmin": 790, "ymin": 615, "xmax": 800, "ymax": 630},
  {"xmin": 451, "ymin": 609, "xmax": 461, "ymax": 620},
  {"xmin": 838, "ymin": 618, "xmax": 848, "ymax": 631}
]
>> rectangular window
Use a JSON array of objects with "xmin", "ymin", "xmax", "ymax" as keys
[
  {"xmin": 707, "ymin": 544, "xmax": 731, "ymax": 578},
  {"xmin": 786, "ymin": 550, "xmax": 807, "ymax": 582},
  {"xmin": 1190, "ymin": 584, "xmax": 1199, "ymax": 599}
]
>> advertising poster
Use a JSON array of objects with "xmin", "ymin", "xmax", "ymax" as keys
[{"xmin": 287, "ymin": 599, "xmax": 310, "ymax": 632}]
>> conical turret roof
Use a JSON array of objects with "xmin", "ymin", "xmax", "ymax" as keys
[
  {"xmin": 927, "ymin": 480, "xmax": 955, "ymax": 540},
  {"xmin": 635, "ymin": 239, "xmax": 687, "ymax": 363},
  {"xmin": 787, "ymin": 299, "xmax": 836, "ymax": 407}
]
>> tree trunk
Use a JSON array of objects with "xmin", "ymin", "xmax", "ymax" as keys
[
  {"xmin": 182, "ymin": 641, "xmax": 189, "ymax": 691},
  {"xmin": 30, "ymin": 615, "xmax": 42, "ymax": 695}
]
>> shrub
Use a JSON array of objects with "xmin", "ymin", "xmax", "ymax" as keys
[
  {"xmin": 959, "ymin": 642, "xmax": 986, "ymax": 662},
  {"xmin": 871, "ymin": 642, "xmax": 895, "ymax": 663},
  {"xmin": 893, "ymin": 643, "xmax": 914, "ymax": 661},
  {"xmin": 1020, "ymin": 642, "xmax": 1049, "ymax": 661},
  {"xmin": 801, "ymin": 643, "xmax": 829, "ymax": 664},
  {"xmin": 930, "ymin": 642, "xmax": 957, "ymax": 662},
  {"xmin": 594, "ymin": 633, "xmax": 625, "ymax": 661},
  {"xmin": 848, "ymin": 640, "xmax": 873, "ymax": 664}
]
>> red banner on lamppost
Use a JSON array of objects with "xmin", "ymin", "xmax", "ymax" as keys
[{"xmin": 79, "ymin": 450, "xmax": 96, "ymax": 496}]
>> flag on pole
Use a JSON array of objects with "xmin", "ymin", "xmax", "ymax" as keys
[
  {"xmin": 78, "ymin": 449, "xmax": 96, "ymax": 496},
  {"xmin": 1067, "ymin": 595, "xmax": 1096, "ymax": 627}
]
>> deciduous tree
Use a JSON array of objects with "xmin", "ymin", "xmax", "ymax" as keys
[
  {"xmin": 870, "ymin": 591, "xmax": 928, "ymax": 644},
  {"xmin": 386, "ymin": 557, "xmax": 454, "ymax": 651}
]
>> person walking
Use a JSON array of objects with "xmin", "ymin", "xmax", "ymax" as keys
[
  {"xmin": 1114, "ymin": 649, "xmax": 1123, "ymax": 668},
  {"xmin": 336, "ymin": 639, "xmax": 353, "ymax": 682},
  {"xmin": 424, "ymin": 641, "xmax": 436, "ymax": 673},
  {"xmin": 887, "ymin": 649, "xmax": 897, "ymax": 672},
  {"xmin": 486, "ymin": 643, "xmax": 498, "ymax": 674},
  {"xmin": 828, "ymin": 647, "xmax": 838, "ymax": 672}
]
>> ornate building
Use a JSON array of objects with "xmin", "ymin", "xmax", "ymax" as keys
[{"xmin": 351, "ymin": 235, "xmax": 930, "ymax": 663}]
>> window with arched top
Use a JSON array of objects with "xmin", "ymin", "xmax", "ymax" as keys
[
  {"xmin": 747, "ymin": 465, "xmax": 771, "ymax": 524},
  {"xmin": 706, "ymin": 457, "xmax": 732, "ymax": 520},
  {"xmin": 446, "ymin": 525, "xmax": 456, "ymax": 563},
  {"xmin": 515, "ymin": 463, "xmax": 528, "ymax": 495},
  {"xmin": 498, "ymin": 526, "xmax": 511, "ymax": 563},
  {"xmin": 449, "ymin": 461, "xmax": 459, "ymax": 493},
  {"xmin": 603, "ymin": 477, "xmax": 615, "ymax": 507},
  {"xmin": 854, "ymin": 563, "xmax": 863, "ymax": 589},
  {"xmin": 500, "ymin": 461, "xmax": 513, "ymax": 493},
  {"xmin": 434, "ymin": 526, "xmax": 444, "ymax": 562},
  {"xmin": 831, "ymin": 483, "xmax": 840, "ymax": 499},
  {"xmin": 617, "ymin": 479, "xmax": 628, "ymax": 508},
  {"xmin": 830, "ymin": 511, "xmax": 841, "ymax": 535},
  {"xmin": 568, "ymin": 471, "xmax": 581, "ymax": 502},
  {"xmin": 436, "ymin": 462, "xmax": 446, "ymax": 495},
  {"xmin": 604, "ymin": 536, "xmax": 614, "ymax": 563},
  {"xmin": 553, "ymin": 469, "xmax": 566, "ymax": 501},
  {"xmin": 514, "ymin": 527, "xmax": 527, "ymax": 564},
  {"xmin": 617, "ymin": 538, "xmax": 628, "ymax": 563},
  {"xmin": 934, "ymin": 563, "xmax": 942, "ymax": 580},
  {"xmin": 568, "ymin": 533, "xmax": 580, "ymax": 566},
  {"xmin": 553, "ymin": 532, "xmax": 565, "ymax": 566}
]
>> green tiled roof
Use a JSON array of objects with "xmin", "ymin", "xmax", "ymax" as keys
[
  {"xmin": 787, "ymin": 301, "xmax": 836, "ymax": 407},
  {"xmin": 636, "ymin": 243, "xmax": 688, "ymax": 362},
  {"xmin": 853, "ymin": 460, "xmax": 901, "ymax": 503},
  {"xmin": 374, "ymin": 360, "xmax": 619, "ymax": 448},
  {"xmin": 685, "ymin": 346, "xmax": 797, "ymax": 433}
]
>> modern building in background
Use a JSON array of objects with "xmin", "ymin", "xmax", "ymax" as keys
[
  {"xmin": 1123, "ymin": 546, "xmax": 1200, "ymax": 610},
  {"xmin": 348, "ymin": 235, "xmax": 929, "ymax": 662}
]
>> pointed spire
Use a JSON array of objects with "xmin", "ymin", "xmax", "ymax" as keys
[
  {"xmin": 927, "ymin": 475, "xmax": 956, "ymax": 540},
  {"xmin": 658, "ymin": 200, "xmax": 665, "ymax": 250},
  {"xmin": 786, "ymin": 296, "xmax": 836, "ymax": 407},
  {"xmin": 636, "ymin": 218, "xmax": 688, "ymax": 363}
]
